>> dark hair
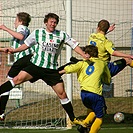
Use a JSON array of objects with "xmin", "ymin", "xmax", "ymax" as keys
[
  {"xmin": 44, "ymin": 13, "xmax": 59, "ymax": 24},
  {"xmin": 17, "ymin": 12, "xmax": 31, "ymax": 27},
  {"xmin": 98, "ymin": 19, "xmax": 110, "ymax": 33},
  {"xmin": 84, "ymin": 45, "xmax": 98, "ymax": 57}
]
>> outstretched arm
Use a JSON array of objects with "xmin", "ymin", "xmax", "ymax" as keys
[
  {"xmin": 8, "ymin": 44, "xmax": 29, "ymax": 53},
  {"xmin": 73, "ymin": 46, "xmax": 90, "ymax": 60},
  {"xmin": 0, "ymin": 48, "xmax": 5, "ymax": 52},
  {"xmin": 0, "ymin": 47, "xmax": 10, "ymax": 53},
  {"xmin": 59, "ymin": 69, "xmax": 66, "ymax": 75},
  {"xmin": 106, "ymin": 24, "xmax": 115, "ymax": 34},
  {"xmin": 0, "ymin": 24, "xmax": 24, "ymax": 40},
  {"xmin": 112, "ymin": 50, "xmax": 133, "ymax": 59}
]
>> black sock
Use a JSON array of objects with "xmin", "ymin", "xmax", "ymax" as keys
[
  {"xmin": 0, "ymin": 95, "xmax": 9, "ymax": 115},
  {"xmin": 0, "ymin": 81, "xmax": 14, "ymax": 95},
  {"xmin": 70, "ymin": 56, "xmax": 81, "ymax": 63},
  {"xmin": 58, "ymin": 62, "xmax": 74, "ymax": 71},
  {"xmin": 62, "ymin": 101, "xmax": 75, "ymax": 121}
]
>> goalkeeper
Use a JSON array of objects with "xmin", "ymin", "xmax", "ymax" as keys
[{"xmin": 59, "ymin": 45, "xmax": 111, "ymax": 133}]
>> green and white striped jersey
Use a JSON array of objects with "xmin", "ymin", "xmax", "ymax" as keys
[
  {"xmin": 24, "ymin": 28, "xmax": 79, "ymax": 69},
  {"xmin": 12, "ymin": 25, "xmax": 35, "ymax": 61}
]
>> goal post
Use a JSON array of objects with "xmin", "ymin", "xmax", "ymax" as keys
[{"xmin": 66, "ymin": 0, "xmax": 72, "ymax": 129}]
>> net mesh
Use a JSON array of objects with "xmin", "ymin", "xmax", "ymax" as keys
[{"xmin": 0, "ymin": 0, "xmax": 133, "ymax": 128}]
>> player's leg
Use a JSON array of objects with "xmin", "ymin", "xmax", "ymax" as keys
[
  {"xmin": 70, "ymin": 56, "xmax": 83, "ymax": 63},
  {"xmin": 42, "ymin": 69, "xmax": 84, "ymax": 126},
  {"xmin": 80, "ymin": 90, "xmax": 105, "ymax": 133},
  {"xmin": 89, "ymin": 118, "xmax": 102, "ymax": 133},
  {"xmin": 77, "ymin": 111, "xmax": 95, "ymax": 133},
  {"xmin": 58, "ymin": 62, "xmax": 74, "ymax": 71},
  {"xmin": 83, "ymin": 111, "xmax": 96, "ymax": 126},
  {"xmin": 77, "ymin": 125, "xmax": 89, "ymax": 133},
  {"xmin": 77, "ymin": 117, "xmax": 102, "ymax": 133},
  {"xmin": 0, "ymin": 54, "xmax": 33, "ymax": 120},
  {"xmin": 108, "ymin": 59, "xmax": 126, "ymax": 77},
  {"xmin": 89, "ymin": 96, "xmax": 106, "ymax": 133},
  {"xmin": 0, "ymin": 71, "xmax": 32, "ymax": 95},
  {"xmin": 77, "ymin": 91, "xmax": 96, "ymax": 133},
  {"xmin": 0, "ymin": 91, "xmax": 9, "ymax": 121},
  {"xmin": 0, "ymin": 71, "xmax": 33, "ymax": 121},
  {"xmin": 52, "ymin": 82, "xmax": 75, "ymax": 120},
  {"xmin": 124, "ymin": 57, "xmax": 133, "ymax": 68},
  {"xmin": 12, "ymin": 71, "xmax": 33, "ymax": 84},
  {"xmin": 52, "ymin": 82, "xmax": 84, "ymax": 125}
]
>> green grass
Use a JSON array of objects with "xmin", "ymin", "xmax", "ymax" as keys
[
  {"xmin": 0, "ymin": 127, "xmax": 133, "ymax": 133},
  {"xmin": 1, "ymin": 97, "xmax": 133, "ymax": 133}
]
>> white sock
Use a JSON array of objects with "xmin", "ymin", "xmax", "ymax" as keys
[
  {"xmin": 60, "ymin": 98, "xmax": 70, "ymax": 104},
  {"xmin": 9, "ymin": 80, "xmax": 15, "ymax": 87}
]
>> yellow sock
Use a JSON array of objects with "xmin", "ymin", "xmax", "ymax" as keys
[
  {"xmin": 89, "ymin": 118, "xmax": 102, "ymax": 133},
  {"xmin": 83, "ymin": 112, "xmax": 96, "ymax": 125},
  {"xmin": 129, "ymin": 60, "xmax": 133, "ymax": 68}
]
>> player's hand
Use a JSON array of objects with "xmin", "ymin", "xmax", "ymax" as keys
[
  {"xmin": 0, "ymin": 24, "xmax": 8, "ymax": 31},
  {"xmin": 0, "ymin": 48, "xmax": 6, "ymax": 52},
  {"xmin": 130, "ymin": 55, "xmax": 133, "ymax": 59},
  {"xmin": 2, "ymin": 48, "xmax": 9, "ymax": 53},
  {"xmin": 6, "ymin": 47, "xmax": 14, "ymax": 54},
  {"xmin": 83, "ymin": 53, "xmax": 90, "ymax": 60},
  {"xmin": 107, "ymin": 24, "xmax": 115, "ymax": 34}
]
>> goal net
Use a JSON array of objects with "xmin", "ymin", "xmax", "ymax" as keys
[{"xmin": 0, "ymin": 0, "xmax": 133, "ymax": 129}]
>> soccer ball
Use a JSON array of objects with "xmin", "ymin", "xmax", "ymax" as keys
[{"xmin": 114, "ymin": 112, "xmax": 124, "ymax": 123}]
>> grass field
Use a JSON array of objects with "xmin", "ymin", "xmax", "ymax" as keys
[
  {"xmin": 0, "ymin": 127, "xmax": 133, "ymax": 133},
  {"xmin": 1, "ymin": 97, "xmax": 133, "ymax": 133}
]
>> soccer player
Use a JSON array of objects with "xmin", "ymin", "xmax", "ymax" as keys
[
  {"xmin": 59, "ymin": 45, "xmax": 111, "ymax": 133},
  {"xmin": 58, "ymin": 20, "xmax": 133, "ymax": 131},
  {"xmin": 0, "ymin": 13, "xmax": 89, "ymax": 125},
  {"xmin": 0, "ymin": 12, "xmax": 35, "ymax": 120},
  {"xmin": 58, "ymin": 23, "xmax": 116, "ymax": 72},
  {"xmin": 68, "ymin": 20, "xmax": 133, "ymax": 77},
  {"xmin": 88, "ymin": 19, "xmax": 133, "ymax": 77}
]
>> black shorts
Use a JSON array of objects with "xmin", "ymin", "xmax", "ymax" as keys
[
  {"xmin": 22, "ymin": 62, "xmax": 63, "ymax": 86},
  {"xmin": 7, "ymin": 54, "xmax": 38, "ymax": 83}
]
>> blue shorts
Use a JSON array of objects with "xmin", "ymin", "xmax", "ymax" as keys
[
  {"xmin": 108, "ymin": 59, "xmax": 126, "ymax": 77},
  {"xmin": 81, "ymin": 90, "xmax": 106, "ymax": 118}
]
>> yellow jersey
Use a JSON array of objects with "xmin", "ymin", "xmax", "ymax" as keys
[
  {"xmin": 88, "ymin": 33, "xmax": 115, "ymax": 62},
  {"xmin": 64, "ymin": 57, "xmax": 111, "ymax": 95}
]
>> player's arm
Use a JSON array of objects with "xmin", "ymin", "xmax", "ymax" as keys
[
  {"xmin": 0, "ymin": 24, "xmax": 24, "ymax": 40},
  {"xmin": 112, "ymin": 50, "xmax": 133, "ymax": 59},
  {"xmin": 59, "ymin": 61, "xmax": 82, "ymax": 74},
  {"xmin": 0, "ymin": 48, "xmax": 5, "ymax": 52},
  {"xmin": 0, "ymin": 47, "xmax": 9, "ymax": 53},
  {"xmin": 64, "ymin": 32, "xmax": 90, "ymax": 60},
  {"xmin": 59, "ymin": 69, "xmax": 66, "ymax": 75},
  {"xmin": 10, "ymin": 30, "xmax": 36, "ymax": 54},
  {"xmin": 9, "ymin": 44, "xmax": 29, "ymax": 54},
  {"xmin": 105, "ymin": 41, "xmax": 133, "ymax": 59},
  {"xmin": 106, "ymin": 24, "xmax": 115, "ymax": 34},
  {"xmin": 74, "ymin": 46, "xmax": 90, "ymax": 60}
]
